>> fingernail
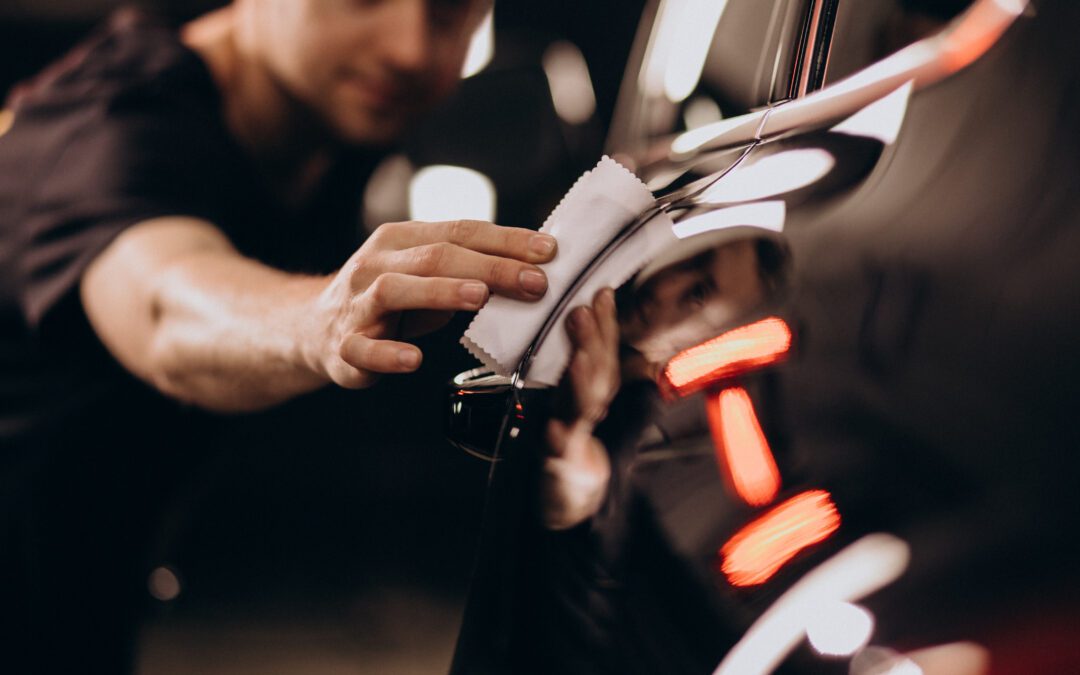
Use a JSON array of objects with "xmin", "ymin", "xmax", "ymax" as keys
[
  {"xmin": 568, "ymin": 306, "xmax": 588, "ymax": 330},
  {"xmin": 397, "ymin": 349, "xmax": 421, "ymax": 369},
  {"xmin": 519, "ymin": 269, "xmax": 548, "ymax": 296},
  {"xmin": 566, "ymin": 308, "xmax": 581, "ymax": 331},
  {"xmin": 459, "ymin": 281, "xmax": 488, "ymax": 307},
  {"xmin": 529, "ymin": 234, "xmax": 556, "ymax": 259}
]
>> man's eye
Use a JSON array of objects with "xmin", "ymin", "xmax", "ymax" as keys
[{"xmin": 683, "ymin": 281, "xmax": 710, "ymax": 308}]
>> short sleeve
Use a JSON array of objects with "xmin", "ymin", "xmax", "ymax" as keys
[{"xmin": 0, "ymin": 20, "xmax": 242, "ymax": 333}]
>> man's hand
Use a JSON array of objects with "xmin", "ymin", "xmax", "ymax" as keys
[
  {"xmin": 542, "ymin": 288, "xmax": 620, "ymax": 530},
  {"xmin": 81, "ymin": 216, "xmax": 556, "ymax": 412},
  {"xmin": 308, "ymin": 219, "xmax": 557, "ymax": 389}
]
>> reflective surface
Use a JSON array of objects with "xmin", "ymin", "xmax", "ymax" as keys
[{"xmin": 450, "ymin": 1, "xmax": 1080, "ymax": 673}]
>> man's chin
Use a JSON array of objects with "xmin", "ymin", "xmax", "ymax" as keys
[{"xmin": 325, "ymin": 106, "xmax": 419, "ymax": 147}]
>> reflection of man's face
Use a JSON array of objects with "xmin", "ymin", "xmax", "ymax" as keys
[
  {"xmin": 620, "ymin": 239, "xmax": 767, "ymax": 365},
  {"xmin": 246, "ymin": 0, "xmax": 488, "ymax": 145}
]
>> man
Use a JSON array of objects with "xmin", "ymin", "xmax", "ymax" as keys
[{"xmin": 0, "ymin": 1, "xmax": 555, "ymax": 672}]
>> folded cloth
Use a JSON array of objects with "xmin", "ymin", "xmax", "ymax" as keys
[{"xmin": 462, "ymin": 156, "xmax": 677, "ymax": 387}]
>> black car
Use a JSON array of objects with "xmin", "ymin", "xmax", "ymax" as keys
[{"xmin": 448, "ymin": 0, "xmax": 1080, "ymax": 673}]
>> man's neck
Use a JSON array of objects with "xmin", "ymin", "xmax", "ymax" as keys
[{"xmin": 181, "ymin": 7, "xmax": 336, "ymax": 209}]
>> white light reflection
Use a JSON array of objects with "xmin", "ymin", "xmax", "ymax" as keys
[
  {"xmin": 850, "ymin": 647, "xmax": 924, "ymax": 675},
  {"xmin": 994, "ymin": 0, "xmax": 1027, "ymax": 15},
  {"xmin": 363, "ymin": 154, "xmax": 414, "ymax": 233},
  {"xmin": 807, "ymin": 601, "xmax": 874, "ymax": 657},
  {"xmin": 543, "ymin": 41, "xmax": 597, "ymax": 125},
  {"xmin": 881, "ymin": 660, "xmax": 924, "ymax": 675},
  {"xmin": 671, "ymin": 115, "xmax": 755, "ymax": 156},
  {"xmin": 672, "ymin": 201, "xmax": 786, "ymax": 239},
  {"xmin": 664, "ymin": 0, "xmax": 731, "ymax": 103},
  {"xmin": 881, "ymin": 660, "xmax": 924, "ymax": 669},
  {"xmin": 684, "ymin": 95, "xmax": 724, "ymax": 131},
  {"xmin": 461, "ymin": 9, "xmax": 494, "ymax": 79},
  {"xmin": 148, "ymin": 566, "xmax": 181, "ymax": 602},
  {"xmin": 640, "ymin": 0, "xmax": 681, "ymax": 97},
  {"xmin": 700, "ymin": 149, "xmax": 835, "ymax": 204},
  {"xmin": 832, "ymin": 82, "xmax": 913, "ymax": 145},
  {"xmin": 713, "ymin": 533, "xmax": 911, "ymax": 675},
  {"xmin": 409, "ymin": 165, "xmax": 496, "ymax": 222}
]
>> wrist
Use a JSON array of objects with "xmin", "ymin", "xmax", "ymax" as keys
[{"xmin": 290, "ymin": 273, "xmax": 338, "ymax": 384}]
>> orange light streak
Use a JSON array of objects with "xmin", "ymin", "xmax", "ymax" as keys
[
  {"xmin": 661, "ymin": 317, "xmax": 792, "ymax": 398},
  {"xmin": 708, "ymin": 388, "xmax": 781, "ymax": 506},
  {"xmin": 720, "ymin": 490, "xmax": 841, "ymax": 587}
]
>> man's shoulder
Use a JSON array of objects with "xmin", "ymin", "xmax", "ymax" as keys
[{"xmin": 7, "ymin": 8, "xmax": 216, "ymax": 113}]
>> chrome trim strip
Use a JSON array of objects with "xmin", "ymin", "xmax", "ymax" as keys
[
  {"xmin": 669, "ymin": 0, "xmax": 1030, "ymax": 161},
  {"xmin": 796, "ymin": 0, "xmax": 826, "ymax": 97}
]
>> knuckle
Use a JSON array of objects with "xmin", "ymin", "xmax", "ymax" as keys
[
  {"xmin": 413, "ymin": 243, "xmax": 450, "ymax": 275},
  {"xmin": 368, "ymin": 223, "xmax": 389, "ymax": 246},
  {"xmin": 369, "ymin": 221, "xmax": 404, "ymax": 249},
  {"xmin": 489, "ymin": 258, "xmax": 515, "ymax": 286},
  {"xmin": 347, "ymin": 258, "xmax": 366, "ymax": 282},
  {"xmin": 447, "ymin": 219, "xmax": 479, "ymax": 243},
  {"xmin": 338, "ymin": 338, "xmax": 358, "ymax": 364},
  {"xmin": 503, "ymin": 226, "xmax": 523, "ymax": 250},
  {"xmin": 367, "ymin": 273, "xmax": 395, "ymax": 306}
]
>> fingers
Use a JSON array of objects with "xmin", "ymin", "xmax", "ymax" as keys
[
  {"xmin": 542, "ymin": 420, "xmax": 612, "ymax": 530},
  {"xmin": 546, "ymin": 418, "xmax": 571, "ymax": 457},
  {"xmin": 567, "ymin": 288, "xmax": 618, "ymax": 352},
  {"xmin": 375, "ymin": 220, "xmax": 557, "ymax": 264},
  {"xmin": 594, "ymin": 288, "xmax": 619, "ymax": 349},
  {"xmin": 391, "ymin": 244, "xmax": 549, "ymax": 301},
  {"xmin": 567, "ymin": 305, "xmax": 603, "ymax": 355},
  {"xmin": 339, "ymin": 333, "xmax": 423, "ymax": 377},
  {"xmin": 363, "ymin": 273, "xmax": 490, "ymax": 314},
  {"xmin": 399, "ymin": 309, "xmax": 455, "ymax": 338},
  {"xmin": 565, "ymin": 288, "xmax": 621, "ymax": 424}
]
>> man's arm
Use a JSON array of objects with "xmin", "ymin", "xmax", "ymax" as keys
[{"xmin": 81, "ymin": 216, "xmax": 556, "ymax": 413}]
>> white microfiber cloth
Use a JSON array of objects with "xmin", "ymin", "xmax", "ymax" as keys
[{"xmin": 462, "ymin": 156, "xmax": 677, "ymax": 387}]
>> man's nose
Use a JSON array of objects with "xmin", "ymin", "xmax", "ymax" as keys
[{"xmin": 379, "ymin": 0, "xmax": 430, "ymax": 73}]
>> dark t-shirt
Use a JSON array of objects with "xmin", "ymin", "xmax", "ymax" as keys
[
  {"xmin": 0, "ymin": 11, "xmax": 381, "ymax": 670},
  {"xmin": 0, "ymin": 10, "xmax": 378, "ymax": 455}
]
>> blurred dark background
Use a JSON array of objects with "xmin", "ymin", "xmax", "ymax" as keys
[{"xmin": 1, "ymin": 1, "xmax": 643, "ymax": 672}]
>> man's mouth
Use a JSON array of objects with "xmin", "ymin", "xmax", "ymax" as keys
[{"xmin": 342, "ymin": 72, "xmax": 415, "ymax": 112}]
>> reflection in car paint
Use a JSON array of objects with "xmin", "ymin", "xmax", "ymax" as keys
[
  {"xmin": 697, "ymin": 149, "xmax": 834, "ymax": 204},
  {"xmin": 830, "ymin": 80, "xmax": 912, "ymax": 145},
  {"xmin": 671, "ymin": 201, "xmax": 786, "ymax": 238},
  {"xmin": 542, "ymin": 41, "xmax": 597, "ymax": 125},
  {"xmin": 660, "ymin": 316, "xmax": 791, "ymax": 397},
  {"xmin": 805, "ymin": 600, "xmax": 874, "ymax": 657},
  {"xmin": 707, "ymin": 387, "xmax": 781, "ymax": 506},
  {"xmin": 718, "ymin": 489, "xmax": 840, "ymax": 587},
  {"xmin": 714, "ymin": 534, "xmax": 911, "ymax": 675},
  {"xmin": 461, "ymin": 8, "xmax": 494, "ymax": 79}
]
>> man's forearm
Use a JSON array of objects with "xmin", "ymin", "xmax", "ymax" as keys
[
  {"xmin": 82, "ymin": 217, "xmax": 332, "ymax": 413},
  {"xmin": 145, "ymin": 251, "xmax": 330, "ymax": 412},
  {"xmin": 82, "ymin": 215, "xmax": 555, "ymax": 413}
]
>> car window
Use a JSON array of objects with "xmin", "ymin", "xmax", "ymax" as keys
[
  {"xmin": 824, "ymin": 0, "xmax": 975, "ymax": 85},
  {"xmin": 609, "ymin": 0, "xmax": 816, "ymax": 158}
]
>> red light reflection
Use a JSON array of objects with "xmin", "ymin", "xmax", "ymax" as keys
[
  {"xmin": 720, "ymin": 490, "xmax": 841, "ymax": 587},
  {"xmin": 661, "ymin": 317, "xmax": 791, "ymax": 398},
  {"xmin": 708, "ymin": 388, "xmax": 781, "ymax": 506}
]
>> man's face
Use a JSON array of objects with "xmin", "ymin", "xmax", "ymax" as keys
[
  {"xmin": 247, "ymin": 0, "xmax": 488, "ymax": 145},
  {"xmin": 620, "ymin": 239, "xmax": 768, "ymax": 365}
]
